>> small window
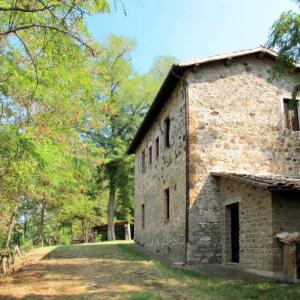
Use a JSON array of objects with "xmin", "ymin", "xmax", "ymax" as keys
[
  {"xmin": 155, "ymin": 136, "xmax": 159, "ymax": 159},
  {"xmin": 284, "ymin": 99, "xmax": 300, "ymax": 131},
  {"xmin": 141, "ymin": 204, "xmax": 145, "ymax": 229},
  {"xmin": 149, "ymin": 146, "xmax": 152, "ymax": 165},
  {"xmin": 142, "ymin": 150, "xmax": 146, "ymax": 173},
  {"xmin": 164, "ymin": 117, "xmax": 170, "ymax": 148},
  {"xmin": 164, "ymin": 188, "xmax": 170, "ymax": 222}
]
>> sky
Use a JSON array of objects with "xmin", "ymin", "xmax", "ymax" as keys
[{"xmin": 86, "ymin": 0, "xmax": 298, "ymax": 73}]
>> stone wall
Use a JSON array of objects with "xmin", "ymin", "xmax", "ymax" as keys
[
  {"xmin": 218, "ymin": 178, "xmax": 274, "ymax": 273},
  {"xmin": 187, "ymin": 55, "xmax": 300, "ymax": 263},
  {"xmin": 272, "ymin": 191, "xmax": 300, "ymax": 273},
  {"xmin": 134, "ymin": 82, "xmax": 187, "ymax": 261}
]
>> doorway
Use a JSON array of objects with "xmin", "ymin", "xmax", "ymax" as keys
[
  {"xmin": 296, "ymin": 243, "xmax": 300, "ymax": 279},
  {"xmin": 228, "ymin": 202, "xmax": 239, "ymax": 263}
]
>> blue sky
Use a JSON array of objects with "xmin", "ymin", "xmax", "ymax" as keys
[{"xmin": 86, "ymin": 0, "xmax": 298, "ymax": 73}]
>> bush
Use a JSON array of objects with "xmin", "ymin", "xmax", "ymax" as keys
[
  {"xmin": 21, "ymin": 238, "xmax": 33, "ymax": 252},
  {"xmin": 58, "ymin": 228, "xmax": 71, "ymax": 245},
  {"xmin": 95, "ymin": 234, "xmax": 104, "ymax": 242}
]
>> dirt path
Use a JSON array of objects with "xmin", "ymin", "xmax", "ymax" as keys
[
  {"xmin": 0, "ymin": 242, "xmax": 146, "ymax": 299},
  {"xmin": 1, "ymin": 242, "xmax": 300, "ymax": 300}
]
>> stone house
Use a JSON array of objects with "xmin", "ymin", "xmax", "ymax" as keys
[{"xmin": 127, "ymin": 47, "xmax": 300, "ymax": 280}]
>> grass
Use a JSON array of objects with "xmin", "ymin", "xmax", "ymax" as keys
[
  {"xmin": 0, "ymin": 241, "xmax": 300, "ymax": 299},
  {"xmin": 119, "ymin": 243, "xmax": 300, "ymax": 300}
]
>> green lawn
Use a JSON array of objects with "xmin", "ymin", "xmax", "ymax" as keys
[
  {"xmin": 1, "ymin": 241, "xmax": 300, "ymax": 299},
  {"xmin": 119, "ymin": 243, "xmax": 300, "ymax": 300}
]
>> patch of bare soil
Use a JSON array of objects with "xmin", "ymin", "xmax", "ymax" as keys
[
  {"xmin": 1, "ymin": 242, "xmax": 300, "ymax": 300},
  {"xmin": 0, "ymin": 242, "xmax": 145, "ymax": 299},
  {"xmin": 0, "ymin": 242, "xmax": 189, "ymax": 300}
]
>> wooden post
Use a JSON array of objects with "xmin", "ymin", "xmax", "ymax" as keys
[
  {"xmin": 2, "ymin": 256, "xmax": 8, "ymax": 274},
  {"xmin": 15, "ymin": 245, "xmax": 21, "ymax": 257},
  {"xmin": 125, "ymin": 223, "xmax": 131, "ymax": 241}
]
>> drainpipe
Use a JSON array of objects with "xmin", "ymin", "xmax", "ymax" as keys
[{"xmin": 184, "ymin": 80, "xmax": 190, "ymax": 264}]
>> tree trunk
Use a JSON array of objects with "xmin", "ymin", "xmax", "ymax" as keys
[
  {"xmin": 125, "ymin": 223, "xmax": 131, "ymax": 240},
  {"xmin": 84, "ymin": 219, "xmax": 88, "ymax": 243},
  {"xmin": 70, "ymin": 220, "xmax": 73, "ymax": 243},
  {"xmin": 5, "ymin": 203, "xmax": 18, "ymax": 249},
  {"xmin": 39, "ymin": 197, "xmax": 46, "ymax": 247},
  {"xmin": 107, "ymin": 184, "xmax": 116, "ymax": 241},
  {"xmin": 23, "ymin": 217, "xmax": 27, "ymax": 238}
]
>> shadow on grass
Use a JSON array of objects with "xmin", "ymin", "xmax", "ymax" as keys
[{"xmin": 1, "ymin": 242, "xmax": 300, "ymax": 300}]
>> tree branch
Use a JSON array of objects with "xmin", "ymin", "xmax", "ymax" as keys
[
  {"xmin": 14, "ymin": 32, "xmax": 39, "ymax": 101},
  {"xmin": 0, "ymin": 24, "xmax": 95, "ymax": 56},
  {"xmin": 0, "ymin": 4, "xmax": 58, "ymax": 13}
]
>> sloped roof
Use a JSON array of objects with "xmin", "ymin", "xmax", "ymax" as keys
[
  {"xmin": 177, "ymin": 46, "xmax": 278, "ymax": 67},
  {"xmin": 212, "ymin": 172, "xmax": 300, "ymax": 191},
  {"xmin": 127, "ymin": 46, "xmax": 279, "ymax": 154}
]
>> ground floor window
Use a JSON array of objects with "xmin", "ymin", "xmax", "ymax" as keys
[
  {"xmin": 164, "ymin": 188, "xmax": 170, "ymax": 222},
  {"xmin": 141, "ymin": 204, "xmax": 145, "ymax": 229}
]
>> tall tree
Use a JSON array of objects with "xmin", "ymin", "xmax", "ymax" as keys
[
  {"xmin": 268, "ymin": 0, "xmax": 300, "ymax": 96},
  {"xmin": 90, "ymin": 35, "xmax": 175, "ymax": 240},
  {"xmin": 0, "ymin": 0, "xmax": 111, "ymax": 249}
]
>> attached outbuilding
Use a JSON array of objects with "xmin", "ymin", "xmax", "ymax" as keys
[{"xmin": 213, "ymin": 172, "xmax": 300, "ymax": 281}]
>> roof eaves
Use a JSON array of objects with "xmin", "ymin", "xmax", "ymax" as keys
[
  {"xmin": 212, "ymin": 172, "xmax": 300, "ymax": 191},
  {"xmin": 176, "ymin": 46, "xmax": 277, "ymax": 68},
  {"xmin": 126, "ymin": 64, "xmax": 186, "ymax": 154}
]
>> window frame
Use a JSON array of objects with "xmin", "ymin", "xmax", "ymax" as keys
[
  {"xmin": 283, "ymin": 98, "xmax": 300, "ymax": 131},
  {"xmin": 155, "ymin": 136, "xmax": 159, "ymax": 159}
]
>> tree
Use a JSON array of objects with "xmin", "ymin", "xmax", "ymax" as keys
[
  {"xmin": 268, "ymin": 1, "xmax": 300, "ymax": 96},
  {"xmin": 0, "ymin": 126, "xmax": 40, "ymax": 248},
  {"xmin": 90, "ymin": 35, "xmax": 175, "ymax": 240},
  {"xmin": 0, "ymin": 1, "xmax": 111, "ymax": 250}
]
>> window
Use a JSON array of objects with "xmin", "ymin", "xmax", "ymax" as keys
[
  {"xmin": 155, "ymin": 136, "xmax": 159, "ymax": 159},
  {"xmin": 164, "ymin": 117, "xmax": 171, "ymax": 148},
  {"xmin": 142, "ymin": 150, "xmax": 146, "ymax": 173},
  {"xmin": 284, "ymin": 99, "xmax": 300, "ymax": 131},
  {"xmin": 149, "ymin": 146, "xmax": 152, "ymax": 165},
  {"xmin": 141, "ymin": 204, "xmax": 145, "ymax": 229},
  {"xmin": 164, "ymin": 188, "xmax": 170, "ymax": 222}
]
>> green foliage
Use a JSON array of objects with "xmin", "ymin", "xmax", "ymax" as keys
[
  {"xmin": 58, "ymin": 228, "xmax": 72, "ymax": 245},
  {"xmin": 89, "ymin": 34, "xmax": 175, "ymax": 236},
  {"xmin": 268, "ymin": 5, "xmax": 300, "ymax": 98},
  {"xmin": 0, "ymin": 1, "xmax": 174, "ymax": 248}
]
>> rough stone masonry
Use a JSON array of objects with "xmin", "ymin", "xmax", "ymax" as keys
[{"xmin": 128, "ymin": 47, "xmax": 300, "ymax": 278}]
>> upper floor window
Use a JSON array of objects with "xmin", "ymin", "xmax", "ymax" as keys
[
  {"xmin": 284, "ymin": 99, "xmax": 300, "ymax": 131},
  {"xmin": 149, "ymin": 146, "xmax": 152, "ymax": 166},
  {"xmin": 142, "ymin": 150, "xmax": 146, "ymax": 173},
  {"xmin": 164, "ymin": 117, "xmax": 171, "ymax": 148},
  {"xmin": 155, "ymin": 136, "xmax": 159, "ymax": 159}
]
